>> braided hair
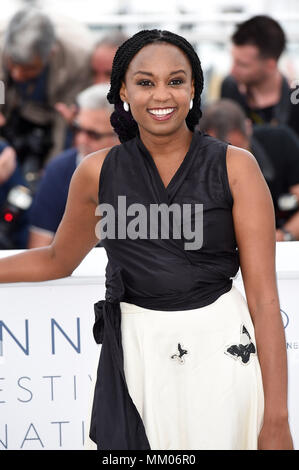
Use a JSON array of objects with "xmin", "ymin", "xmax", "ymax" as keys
[{"xmin": 107, "ymin": 29, "xmax": 204, "ymax": 143}]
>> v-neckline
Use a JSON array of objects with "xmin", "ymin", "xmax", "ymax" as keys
[{"xmin": 136, "ymin": 130, "xmax": 199, "ymax": 197}]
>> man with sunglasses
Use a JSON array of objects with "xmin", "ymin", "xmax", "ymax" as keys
[{"xmin": 27, "ymin": 84, "xmax": 119, "ymax": 248}]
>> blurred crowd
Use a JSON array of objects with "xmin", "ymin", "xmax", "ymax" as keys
[{"xmin": 0, "ymin": 8, "xmax": 298, "ymax": 249}]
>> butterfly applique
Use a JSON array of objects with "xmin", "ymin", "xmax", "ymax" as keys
[
  {"xmin": 170, "ymin": 343, "xmax": 188, "ymax": 364},
  {"xmin": 225, "ymin": 324, "xmax": 256, "ymax": 365}
]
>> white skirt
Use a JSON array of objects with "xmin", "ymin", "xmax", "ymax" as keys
[{"xmin": 85, "ymin": 285, "xmax": 264, "ymax": 450}]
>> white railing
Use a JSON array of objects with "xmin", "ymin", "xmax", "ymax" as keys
[{"xmin": 0, "ymin": 243, "xmax": 298, "ymax": 449}]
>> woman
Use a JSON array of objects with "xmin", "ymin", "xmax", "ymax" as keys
[{"xmin": 0, "ymin": 29, "xmax": 293, "ymax": 450}]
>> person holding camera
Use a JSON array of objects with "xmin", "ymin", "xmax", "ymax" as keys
[{"xmin": 0, "ymin": 8, "xmax": 92, "ymax": 176}]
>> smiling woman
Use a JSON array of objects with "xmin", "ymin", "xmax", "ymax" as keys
[
  {"xmin": 107, "ymin": 30, "xmax": 203, "ymax": 145},
  {"xmin": 0, "ymin": 29, "xmax": 293, "ymax": 451},
  {"xmin": 119, "ymin": 42, "xmax": 195, "ymax": 144}
]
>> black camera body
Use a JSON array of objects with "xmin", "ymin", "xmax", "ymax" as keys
[{"xmin": 0, "ymin": 185, "xmax": 32, "ymax": 249}]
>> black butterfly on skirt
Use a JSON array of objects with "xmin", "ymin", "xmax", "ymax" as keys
[
  {"xmin": 225, "ymin": 325, "xmax": 256, "ymax": 364},
  {"xmin": 171, "ymin": 343, "xmax": 188, "ymax": 364}
]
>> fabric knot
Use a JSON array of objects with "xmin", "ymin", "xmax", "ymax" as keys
[
  {"xmin": 93, "ymin": 300, "xmax": 105, "ymax": 344},
  {"xmin": 93, "ymin": 264, "xmax": 126, "ymax": 345}
]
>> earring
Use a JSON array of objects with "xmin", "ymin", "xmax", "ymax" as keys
[
  {"xmin": 189, "ymin": 99, "xmax": 193, "ymax": 110},
  {"xmin": 123, "ymin": 101, "xmax": 129, "ymax": 112}
]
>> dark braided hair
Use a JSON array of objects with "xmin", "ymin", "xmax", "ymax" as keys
[{"xmin": 107, "ymin": 29, "xmax": 204, "ymax": 143}]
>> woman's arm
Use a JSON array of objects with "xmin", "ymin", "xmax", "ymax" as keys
[
  {"xmin": 226, "ymin": 145, "xmax": 293, "ymax": 450},
  {"xmin": 0, "ymin": 148, "xmax": 110, "ymax": 283}
]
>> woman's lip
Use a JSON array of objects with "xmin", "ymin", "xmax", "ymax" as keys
[
  {"xmin": 147, "ymin": 108, "xmax": 177, "ymax": 121},
  {"xmin": 147, "ymin": 107, "xmax": 176, "ymax": 111}
]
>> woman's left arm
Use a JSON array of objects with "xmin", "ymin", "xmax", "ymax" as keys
[{"xmin": 226, "ymin": 145, "xmax": 294, "ymax": 450}]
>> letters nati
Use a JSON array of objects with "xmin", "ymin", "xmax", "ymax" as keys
[
  {"xmin": 102, "ymin": 455, "xmax": 136, "ymax": 467},
  {"xmin": 95, "ymin": 195, "xmax": 204, "ymax": 250}
]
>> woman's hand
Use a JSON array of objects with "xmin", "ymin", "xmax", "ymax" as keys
[{"xmin": 258, "ymin": 419, "xmax": 294, "ymax": 449}]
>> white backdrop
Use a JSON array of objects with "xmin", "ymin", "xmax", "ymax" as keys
[{"xmin": 0, "ymin": 243, "xmax": 298, "ymax": 450}]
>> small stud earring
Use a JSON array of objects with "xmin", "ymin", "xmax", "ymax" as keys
[
  {"xmin": 123, "ymin": 101, "xmax": 129, "ymax": 112},
  {"xmin": 189, "ymin": 99, "xmax": 193, "ymax": 110}
]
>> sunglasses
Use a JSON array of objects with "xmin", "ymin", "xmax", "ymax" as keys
[{"xmin": 71, "ymin": 121, "xmax": 116, "ymax": 140}]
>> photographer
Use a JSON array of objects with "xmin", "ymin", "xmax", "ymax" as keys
[{"xmin": 0, "ymin": 8, "xmax": 92, "ymax": 174}]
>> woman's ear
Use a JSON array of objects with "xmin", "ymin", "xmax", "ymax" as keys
[{"xmin": 119, "ymin": 81, "xmax": 128, "ymax": 103}]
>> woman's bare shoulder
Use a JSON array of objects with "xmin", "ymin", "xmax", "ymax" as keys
[
  {"xmin": 73, "ymin": 146, "xmax": 114, "ymax": 204},
  {"xmin": 226, "ymin": 144, "xmax": 263, "ymax": 198},
  {"xmin": 81, "ymin": 146, "xmax": 114, "ymax": 170}
]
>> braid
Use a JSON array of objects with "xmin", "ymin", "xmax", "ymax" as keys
[{"xmin": 107, "ymin": 29, "xmax": 204, "ymax": 143}]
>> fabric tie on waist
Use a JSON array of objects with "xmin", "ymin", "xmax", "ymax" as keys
[{"xmin": 89, "ymin": 266, "xmax": 151, "ymax": 450}]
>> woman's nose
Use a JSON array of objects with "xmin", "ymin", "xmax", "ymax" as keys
[{"xmin": 152, "ymin": 83, "xmax": 172, "ymax": 102}]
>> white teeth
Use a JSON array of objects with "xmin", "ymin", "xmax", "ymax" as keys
[{"xmin": 148, "ymin": 108, "xmax": 175, "ymax": 116}]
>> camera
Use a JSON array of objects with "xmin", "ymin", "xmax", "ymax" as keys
[
  {"xmin": 0, "ymin": 185, "xmax": 32, "ymax": 249},
  {"xmin": 1, "ymin": 112, "xmax": 53, "ymax": 194}
]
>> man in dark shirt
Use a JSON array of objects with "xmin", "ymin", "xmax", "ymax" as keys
[
  {"xmin": 27, "ymin": 84, "xmax": 119, "ymax": 248},
  {"xmin": 220, "ymin": 15, "xmax": 299, "ymax": 137},
  {"xmin": 198, "ymin": 99, "xmax": 299, "ymax": 241}
]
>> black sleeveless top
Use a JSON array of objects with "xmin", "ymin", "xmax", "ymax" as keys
[{"xmin": 89, "ymin": 130, "xmax": 240, "ymax": 450}]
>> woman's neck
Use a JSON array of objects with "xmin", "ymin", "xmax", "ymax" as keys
[{"xmin": 138, "ymin": 125, "xmax": 193, "ymax": 160}]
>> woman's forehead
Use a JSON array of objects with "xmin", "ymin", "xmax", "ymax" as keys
[{"xmin": 126, "ymin": 42, "xmax": 191, "ymax": 75}]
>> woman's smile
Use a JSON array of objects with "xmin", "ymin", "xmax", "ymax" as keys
[{"xmin": 147, "ymin": 107, "xmax": 177, "ymax": 121}]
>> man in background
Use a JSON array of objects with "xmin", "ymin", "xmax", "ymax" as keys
[
  {"xmin": 0, "ymin": 8, "xmax": 92, "ymax": 172},
  {"xmin": 220, "ymin": 15, "xmax": 299, "ymax": 136},
  {"xmin": 91, "ymin": 32, "xmax": 128, "ymax": 84},
  {"xmin": 56, "ymin": 32, "xmax": 128, "ymax": 123},
  {"xmin": 27, "ymin": 83, "xmax": 119, "ymax": 248},
  {"xmin": 199, "ymin": 99, "xmax": 299, "ymax": 241}
]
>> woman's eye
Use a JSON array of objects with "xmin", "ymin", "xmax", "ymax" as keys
[
  {"xmin": 137, "ymin": 78, "xmax": 184, "ymax": 86},
  {"xmin": 137, "ymin": 80, "xmax": 153, "ymax": 86},
  {"xmin": 170, "ymin": 78, "xmax": 184, "ymax": 85}
]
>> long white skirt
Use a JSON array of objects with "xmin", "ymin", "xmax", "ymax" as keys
[{"xmin": 85, "ymin": 285, "xmax": 264, "ymax": 450}]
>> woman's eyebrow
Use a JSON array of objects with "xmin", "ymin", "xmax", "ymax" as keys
[{"xmin": 133, "ymin": 69, "xmax": 187, "ymax": 76}]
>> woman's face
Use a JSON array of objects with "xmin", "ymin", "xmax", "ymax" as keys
[{"xmin": 120, "ymin": 42, "xmax": 195, "ymax": 137}]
